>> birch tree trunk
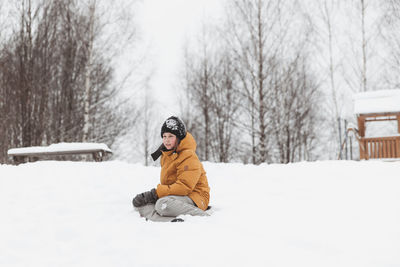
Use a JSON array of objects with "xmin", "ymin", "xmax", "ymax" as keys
[
  {"xmin": 360, "ymin": 0, "xmax": 367, "ymax": 92},
  {"xmin": 83, "ymin": 1, "xmax": 96, "ymax": 142}
]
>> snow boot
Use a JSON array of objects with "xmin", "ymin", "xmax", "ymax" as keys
[{"xmin": 171, "ymin": 218, "xmax": 184, "ymax": 222}]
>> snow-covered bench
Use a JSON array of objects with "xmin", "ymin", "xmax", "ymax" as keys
[{"xmin": 7, "ymin": 143, "xmax": 112, "ymax": 164}]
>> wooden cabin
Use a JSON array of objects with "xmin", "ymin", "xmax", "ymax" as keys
[{"xmin": 354, "ymin": 90, "xmax": 400, "ymax": 160}]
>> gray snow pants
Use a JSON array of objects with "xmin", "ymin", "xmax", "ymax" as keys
[{"xmin": 135, "ymin": 195, "xmax": 209, "ymax": 222}]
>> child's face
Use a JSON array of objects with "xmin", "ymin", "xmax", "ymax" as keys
[{"xmin": 162, "ymin": 132, "xmax": 177, "ymax": 150}]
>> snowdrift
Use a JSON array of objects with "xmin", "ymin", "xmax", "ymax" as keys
[{"xmin": 0, "ymin": 160, "xmax": 399, "ymax": 267}]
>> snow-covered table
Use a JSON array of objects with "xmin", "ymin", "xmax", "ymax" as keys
[{"xmin": 7, "ymin": 143, "xmax": 112, "ymax": 164}]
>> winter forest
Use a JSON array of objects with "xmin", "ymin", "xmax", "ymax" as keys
[{"xmin": 1, "ymin": 0, "xmax": 400, "ymax": 165}]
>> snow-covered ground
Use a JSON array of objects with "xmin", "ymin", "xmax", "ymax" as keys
[{"xmin": 0, "ymin": 160, "xmax": 399, "ymax": 267}]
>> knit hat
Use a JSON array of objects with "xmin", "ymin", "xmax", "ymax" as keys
[{"xmin": 161, "ymin": 116, "xmax": 187, "ymax": 140}]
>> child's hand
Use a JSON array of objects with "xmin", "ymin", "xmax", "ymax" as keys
[{"xmin": 132, "ymin": 188, "xmax": 158, "ymax": 207}]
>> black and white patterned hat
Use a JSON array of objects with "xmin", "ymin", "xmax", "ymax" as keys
[{"xmin": 161, "ymin": 116, "xmax": 187, "ymax": 140}]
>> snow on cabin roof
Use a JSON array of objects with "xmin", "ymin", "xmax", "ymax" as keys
[
  {"xmin": 353, "ymin": 89, "xmax": 400, "ymax": 115},
  {"xmin": 8, "ymin": 142, "xmax": 112, "ymax": 155}
]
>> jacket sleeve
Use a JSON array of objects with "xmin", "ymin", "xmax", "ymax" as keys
[{"xmin": 156, "ymin": 150, "xmax": 201, "ymax": 198}]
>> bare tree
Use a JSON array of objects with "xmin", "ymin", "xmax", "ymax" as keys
[
  {"xmin": 140, "ymin": 74, "xmax": 157, "ymax": 166},
  {"xmin": 225, "ymin": 0, "xmax": 319, "ymax": 164},
  {"xmin": 269, "ymin": 54, "xmax": 321, "ymax": 163},
  {"xmin": 225, "ymin": 0, "xmax": 283, "ymax": 163},
  {"xmin": 179, "ymin": 26, "xmax": 215, "ymax": 161},
  {"xmin": 82, "ymin": 0, "xmax": 96, "ymax": 142},
  {"xmin": 360, "ymin": 0, "xmax": 368, "ymax": 92},
  {"xmin": 179, "ymin": 24, "xmax": 241, "ymax": 162},
  {"xmin": 208, "ymin": 51, "xmax": 241, "ymax": 162},
  {"xmin": 310, "ymin": 0, "xmax": 345, "ymax": 158},
  {"xmin": 178, "ymin": 0, "xmax": 321, "ymax": 164},
  {"xmin": 343, "ymin": 0, "xmax": 382, "ymax": 93},
  {"xmin": 179, "ymin": 44, "xmax": 198, "ymax": 133},
  {"xmin": 381, "ymin": 0, "xmax": 400, "ymax": 88},
  {"xmin": 316, "ymin": 0, "xmax": 341, "ymax": 120},
  {"xmin": 0, "ymin": 0, "xmax": 140, "ymax": 163}
]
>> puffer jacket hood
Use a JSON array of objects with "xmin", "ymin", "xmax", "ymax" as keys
[
  {"xmin": 176, "ymin": 132, "xmax": 195, "ymax": 152},
  {"xmin": 155, "ymin": 132, "xmax": 210, "ymax": 211}
]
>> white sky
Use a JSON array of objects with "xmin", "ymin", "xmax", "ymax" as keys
[{"xmin": 135, "ymin": 0, "xmax": 224, "ymax": 118}]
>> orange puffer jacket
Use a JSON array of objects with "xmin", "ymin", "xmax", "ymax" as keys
[{"xmin": 156, "ymin": 132, "xmax": 210, "ymax": 211}]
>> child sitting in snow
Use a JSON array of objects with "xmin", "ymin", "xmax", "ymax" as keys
[{"xmin": 132, "ymin": 116, "xmax": 210, "ymax": 222}]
